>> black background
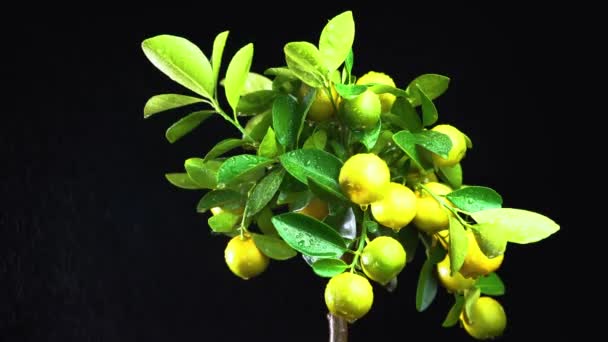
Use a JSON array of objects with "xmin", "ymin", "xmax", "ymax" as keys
[{"xmin": 2, "ymin": 5, "xmax": 562, "ymax": 342}]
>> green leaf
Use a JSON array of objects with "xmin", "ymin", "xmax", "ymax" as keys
[
  {"xmin": 184, "ymin": 158, "xmax": 218, "ymax": 189},
  {"xmin": 271, "ymin": 212, "xmax": 347, "ymax": 258},
  {"xmin": 255, "ymin": 206, "xmax": 278, "ymax": 236},
  {"xmin": 303, "ymin": 129, "xmax": 328, "ymax": 150},
  {"xmin": 204, "ymin": 138, "xmax": 245, "ymax": 162},
  {"xmin": 208, "ymin": 211, "xmax": 240, "ymax": 233},
  {"xmin": 241, "ymin": 72, "xmax": 273, "ymax": 94},
  {"xmin": 245, "ymin": 111, "xmax": 273, "ymax": 142},
  {"xmin": 334, "ymin": 83, "xmax": 367, "ymax": 99},
  {"xmin": 447, "ymin": 186, "xmax": 503, "ymax": 213},
  {"xmin": 318, "ymin": 11, "xmax": 355, "ymax": 72},
  {"xmin": 416, "ymin": 258, "xmax": 438, "ymax": 312},
  {"xmin": 264, "ymin": 67, "xmax": 298, "ymax": 79},
  {"xmin": 164, "ymin": 173, "xmax": 203, "ymax": 190},
  {"xmin": 307, "ymin": 176, "xmax": 349, "ymax": 203},
  {"xmin": 311, "ymin": 258, "xmax": 348, "ymax": 278},
  {"xmin": 247, "ymin": 169, "xmax": 285, "ymax": 217},
  {"xmin": 252, "ymin": 233, "xmax": 297, "ymax": 260},
  {"xmin": 415, "ymin": 130, "xmax": 452, "ymax": 158},
  {"xmin": 279, "ymin": 149, "xmax": 343, "ymax": 196},
  {"xmin": 284, "ymin": 42, "xmax": 327, "ymax": 88},
  {"xmin": 471, "ymin": 223, "xmax": 508, "ymax": 258},
  {"xmin": 196, "ymin": 189, "xmax": 243, "ymax": 213},
  {"xmin": 390, "ymin": 97, "xmax": 422, "ymax": 132},
  {"xmin": 464, "ymin": 287, "xmax": 481, "ymax": 324},
  {"xmin": 392, "ymin": 130, "xmax": 430, "ymax": 170},
  {"xmin": 476, "ymin": 273, "xmax": 505, "ymax": 296},
  {"xmin": 345, "ymin": 49, "xmax": 354, "ymax": 77},
  {"xmin": 236, "ymin": 90, "xmax": 278, "ymax": 115},
  {"xmin": 448, "ymin": 216, "xmax": 468, "ymax": 275},
  {"xmin": 351, "ymin": 120, "xmax": 382, "ymax": 151},
  {"xmin": 367, "ymin": 84, "xmax": 410, "ymax": 99},
  {"xmin": 398, "ymin": 228, "xmax": 419, "ymax": 263},
  {"xmin": 416, "ymin": 84, "xmax": 439, "ymax": 127},
  {"xmin": 471, "ymin": 208, "xmax": 559, "ymax": 244},
  {"xmin": 142, "ymin": 35, "xmax": 214, "ymax": 98},
  {"xmin": 406, "ymin": 74, "xmax": 450, "ymax": 106},
  {"xmin": 464, "ymin": 133, "xmax": 473, "ymax": 149},
  {"xmin": 211, "ymin": 31, "xmax": 229, "ymax": 89},
  {"xmin": 429, "ymin": 243, "xmax": 448, "ymax": 264},
  {"xmin": 442, "ymin": 295, "xmax": 465, "ymax": 328},
  {"xmin": 143, "ymin": 94, "xmax": 203, "ymax": 118},
  {"xmin": 216, "ymin": 155, "xmax": 273, "ymax": 187},
  {"xmin": 258, "ymin": 127, "xmax": 281, "ymax": 158},
  {"xmin": 272, "ymin": 95, "xmax": 299, "ymax": 150},
  {"xmin": 224, "ymin": 43, "xmax": 254, "ymax": 113},
  {"xmin": 165, "ymin": 110, "xmax": 215, "ymax": 143},
  {"xmin": 438, "ymin": 163, "xmax": 463, "ymax": 189}
]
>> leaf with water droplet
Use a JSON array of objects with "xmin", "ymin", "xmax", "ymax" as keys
[
  {"xmin": 311, "ymin": 258, "xmax": 348, "ymax": 277},
  {"xmin": 447, "ymin": 186, "xmax": 502, "ymax": 213},
  {"xmin": 271, "ymin": 212, "xmax": 347, "ymax": 258},
  {"xmin": 475, "ymin": 273, "xmax": 505, "ymax": 296},
  {"xmin": 252, "ymin": 233, "xmax": 297, "ymax": 260}
]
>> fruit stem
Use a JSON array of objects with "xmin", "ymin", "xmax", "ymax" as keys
[
  {"xmin": 349, "ymin": 208, "xmax": 369, "ymax": 272},
  {"xmin": 327, "ymin": 312, "xmax": 348, "ymax": 342},
  {"xmin": 211, "ymin": 99, "xmax": 255, "ymax": 144},
  {"xmin": 417, "ymin": 183, "xmax": 472, "ymax": 229}
]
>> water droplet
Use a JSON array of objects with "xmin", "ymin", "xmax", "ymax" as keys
[
  {"xmin": 217, "ymin": 183, "xmax": 226, "ymax": 189},
  {"xmin": 359, "ymin": 204, "xmax": 369, "ymax": 211}
]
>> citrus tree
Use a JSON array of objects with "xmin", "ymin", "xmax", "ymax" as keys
[{"xmin": 141, "ymin": 11, "xmax": 559, "ymax": 340}]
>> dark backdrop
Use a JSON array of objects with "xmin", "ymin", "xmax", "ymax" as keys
[{"xmin": 2, "ymin": 5, "xmax": 562, "ymax": 342}]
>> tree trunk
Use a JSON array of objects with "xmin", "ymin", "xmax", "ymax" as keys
[{"xmin": 327, "ymin": 313, "xmax": 348, "ymax": 342}]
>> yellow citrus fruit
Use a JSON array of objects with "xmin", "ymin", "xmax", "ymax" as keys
[
  {"xmin": 460, "ymin": 297, "xmax": 507, "ymax": 339},
  {"xmin": 405, "ymin": 170, "xmax": 438, "ymax": 186},
  {"xmin": 361, "ymin": 236, "xmax": 406, "ymax": 285},
  {"xmin": 371, "ymin": 182, "xmax": 417, "ymax": 231},
  {"xmin": 436, "ymin": 255, "xmax": 475, "ymax": 293},
  {"xmin": 224, "ymin": 235, "xmax": 269, "ymax": 280},
  {"xmin": 431, "ymin": 124, "xmax": 467, "ymax": 167},
  {"xmin": 294, "ymin": 197, "xmax": 329, "ymax": 221},
  {"xmin": 298, "ymin": 84, "xmax": 338, "ymax": 122},
  {"xmin": 339, "ymin": 153, "xmax": 391, "ymax": 205},
  {"xmin": 460, "ymin": 230, "xmax": 504, "ymax": 278},
  {"xmin": 413, "ymin": 182, "xmax": 453, "ymax": 233},
  {"xmin": 340, "ymin": 89, "xmax": 382, "ymax": 130},
  {"xmin": 324, "ymin": 272, "xmax": 374, "ymax": 322},
  {"xmin": 356, "ymin": 71, "xmax": 397, "ymax": 113}
]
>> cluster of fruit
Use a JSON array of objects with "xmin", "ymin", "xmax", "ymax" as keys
[{"xmin": 142, "ymin": 10, "xmax": 557, "ymax": 340}]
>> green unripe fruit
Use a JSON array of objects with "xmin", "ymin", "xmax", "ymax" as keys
[
  {"xmin": 340, "ymin": 90, "xmax": 381, "ymax": 130},
  {"xmin": 361, "ymin": 236, "xmax": 406, "ymax": 285}
]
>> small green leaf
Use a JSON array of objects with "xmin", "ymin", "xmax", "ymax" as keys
[
  {"xmin": 351, "ymin": 120, "xmax": 382, "ymax": 151},
  {"xmin": 345, "ymin": 49, "xmax": 354, "ymax": 77},
  {"xmin": 142, "ymin": 35, "xmax": 214, "ymax": 98},
  {"xmin": 464, "ymin": 133, "xmax": 473, "ymax": 149},
  {"xmin": 165, "ymin": 110, "xmax": 215, "ymax": 143},
  {"xmin": 211, "ymin": 31, "xmax": 229, "ymax": 89},
  {"xmin": 184, "ymin": 158, "xmax": 218, "ymax": 189},
  {"xmin": 236, "ymin": 90, "xmax": 278, "ymax": 115},
  {"xmin": 241, "ymin": 72, "xmax": 273, "ymax": 94},
  {"xmin": 406, "ymin": 74, "xmax": 450, "ymax": 106},
  {"xmin": 245, "ymin": 111, "xmax": 273, "ymax": 142},
  {"xmin": 255, "ymin": 206, "xmax": 278, "ymax": 236},
  {"xmin": 271, "ymin": 212, "xmax": 347, "ymax": 258},
  {"xmin": 476, "ymin": 273, "xmax": 505, "ymax": 296},
  {"xmin": 204, "ymin": 138, "xmax": 245, "ymax": 162},
  {"xmin": 272, "ymin": 95, "xmax": 299, "ymax": 150},
  {"xmin": 264, "ymin": 67, "xmax": 298, "ymax": 79},
  {"xmin": 284, "ymin": 41, "xmax": 327, "ymax": 88},
  {"xmin": 398, "ymin": 228, "xmax": 419, "ymax": 263},
  {"xmin": 416, "ymin": 258, "xmax": 438, "ymax": 312},
  {"xmin": 471, "ymin": 208, "xmax": 559, "ymax": 244},
  {"xmin": 334, "ymin": 83, "xmax": 367, "ymax": 99},
  {"xmin": 307, "ymin": 177, "xmax": 349, "ymax": 203},
  {"xmin": 464, "ymin": 287, "xmax": 481, "ymax": 324},
  {"xmin": 196, "ymin": 189, "xmax": 243, "ymax": 213},
  {"xmin": 224, "ymin": 43, "xmax": 254, "ymax": 113},
  {"xmin": 429, "ymin": 243, "xmax": 448, "ymax": 264},
  {"xmin": 390, "ymin": 97, "xmax": 422, "ymax": 132},
  {"xmin": 164, "ymin": 173, "xmax": 203, "ymax": 190},
  {"xmin": 311, "ymin": 258, "xmax": 348, "ymax": 278},
  {"xmin": 252, "ymin": 233, "xmax": 297, "ymax": 260},
  {"xmin": 414, "ymin": 130, "xmax": 452, "ymax": 158},
  {"xmin": 303, "ymin": 129, "xmax": 328, "ymax": 150},
  {"xmin": 247, "ymin": 169, "xmax": 285, "ymax": 217},
  {"xmin": 279, "ymin": 149, "xmax": 343, "ymax": 195},
  {"xmin": 471, "ymin": 223, "xmax": 508, "ymax": 258},
  {"xmin": 438, "ymin": 163, "xmax": 463, "ymax": 189},
  {"xmin": 143, "ymin": 94, "xmax": 203, "ymax": 118},
  {"xmin": 448, "ymin": 216, "xmax": 468, "ymax": 275},
  {"xmin": 392, "ymin": 130, "xmax": 431, "ymax": 170},
  {"xmin": 258, "ymin": 127, "xmax": 281, "ymax": 158},
  {"xmin": 216, "ymin": 155, "xmax": 273, "ymax": 186},
  {"xmin": 416, "ymin": 85, "xmax": 438, "ymax": 127},
  {"xmin": 447, "ymin": 186, "xmax": 503, "ymax": 213},
  {"xmin": 442, "ymin": 295, "xmax": 465, "ymax": 328},
  {"xmin": 208, "ymin": 211, "xmax": 240, "ymax": 233},
  {"xmin": 318, "ymin": 11, "xmax": 355, "ymax": 73}
]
